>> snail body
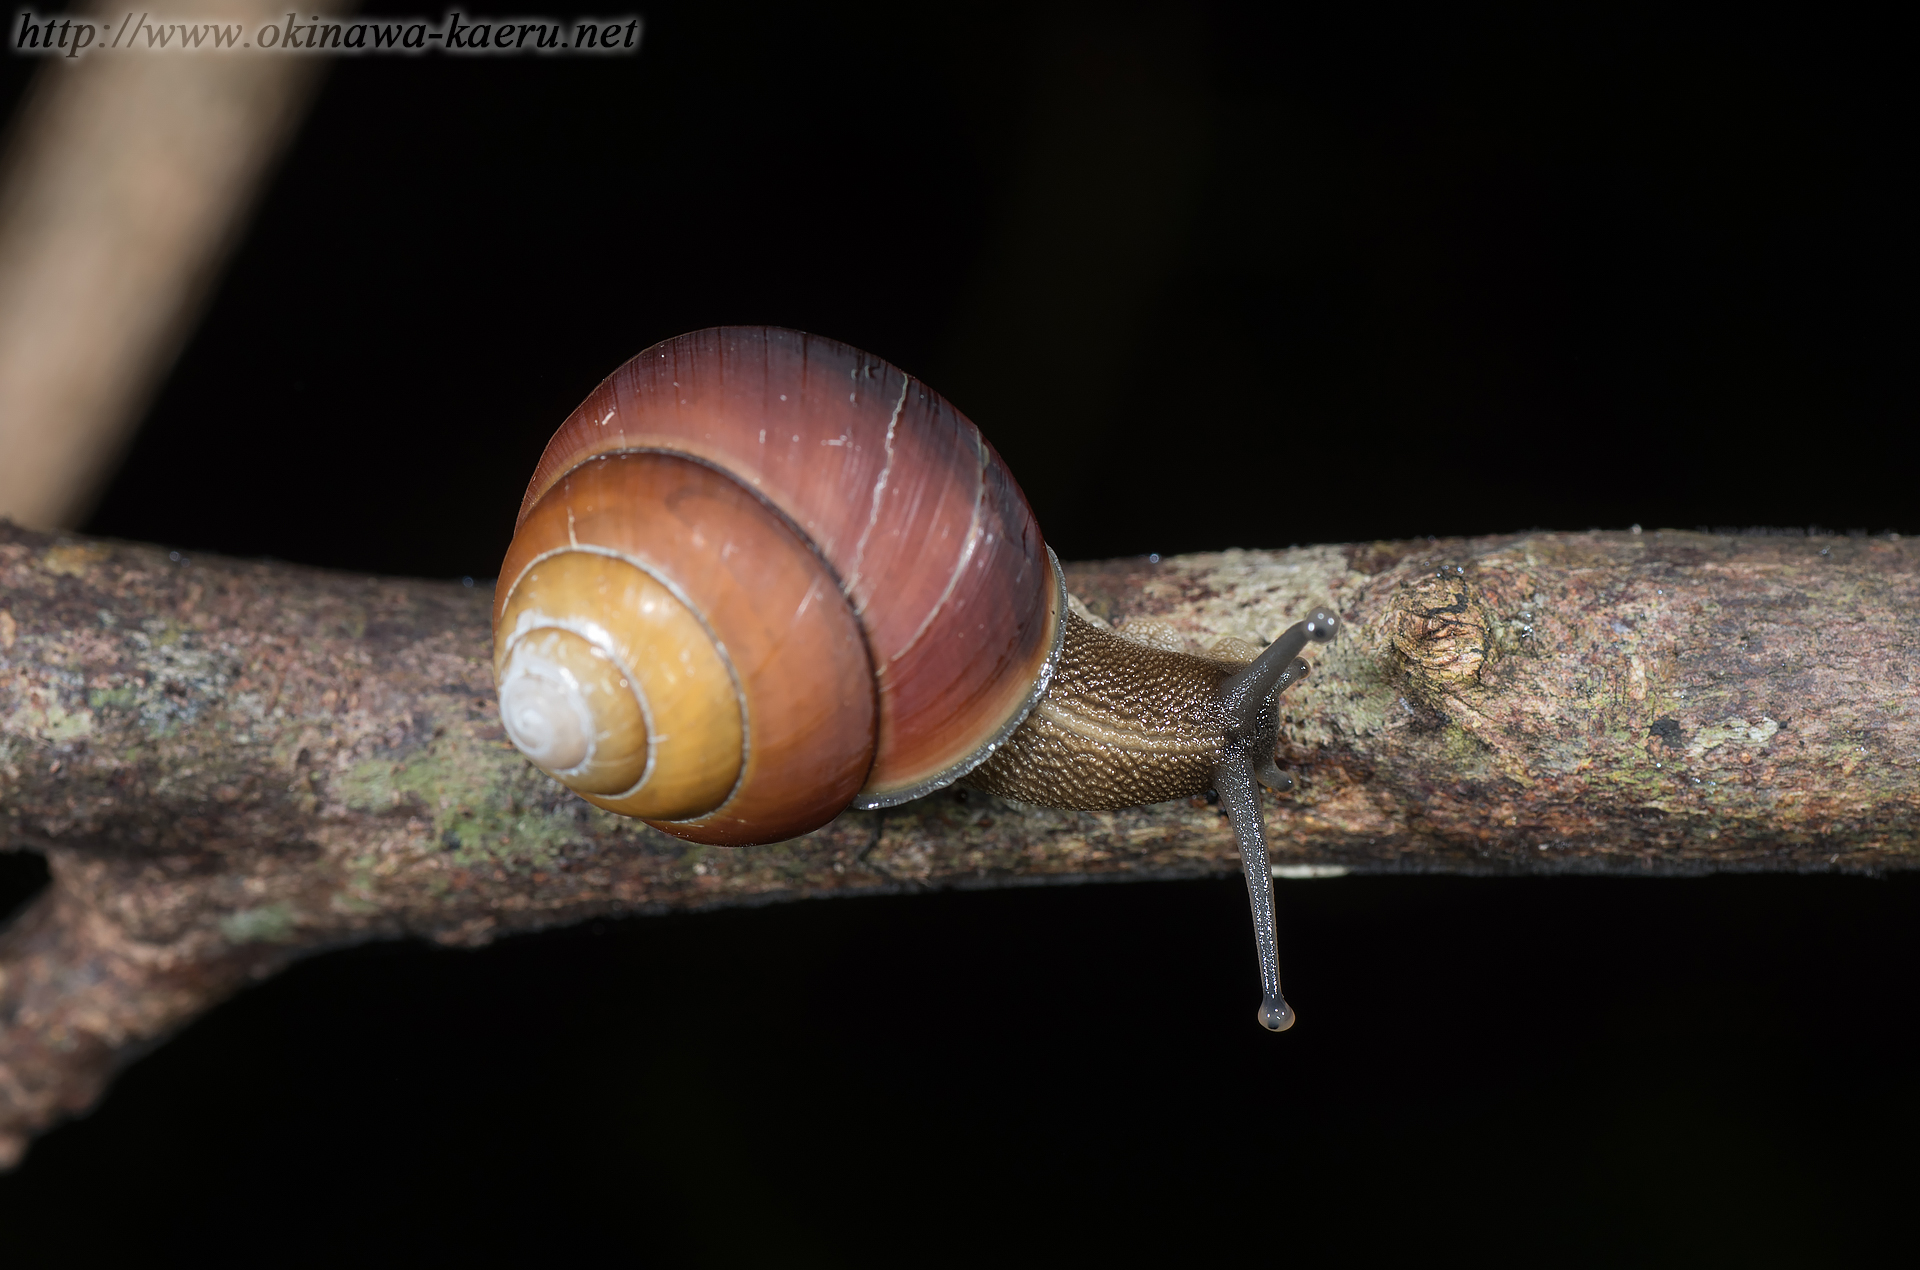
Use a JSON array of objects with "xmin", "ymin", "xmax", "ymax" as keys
[{"xmin": 494, "ymin": 327, "xmax": 1334, "ymax": 1029}]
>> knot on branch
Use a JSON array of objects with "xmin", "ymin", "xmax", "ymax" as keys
[{"xmin": 1388, "ymin": 567, "xmax": 1493, "ymax": 687}]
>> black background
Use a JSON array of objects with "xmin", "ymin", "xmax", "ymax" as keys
[{"xmin": 1, "ymin": 1, "xmax": 1914, "ymax": 1261}]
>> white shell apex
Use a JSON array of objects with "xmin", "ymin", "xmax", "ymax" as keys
[{"xmin": 498, "ymin": 654, "xmax": 593, "ymax": 774}]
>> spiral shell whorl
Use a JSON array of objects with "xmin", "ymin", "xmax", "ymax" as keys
[
  {"xmin": 494, "ymin": 547, "xmax": 743, "ymax": 816},
  {"xmin": 495, "ymin": 450, "xmax": 878, "ymax": 845},
  {"xmin": 495, "ymin": 326, "xmax": 1059, "ymax": 841},
  {"xmin": 499, "ymin": 327, "xmax": 1062, "ymax": 842},
  {"xmin": 497, "ymin": 626, "xmax": 647, "ymax": 791}
]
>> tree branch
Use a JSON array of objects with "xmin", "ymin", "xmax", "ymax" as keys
[
  {"xmin": 0, "ymin": 0, "xmax": 332, "ymax": 528},
  {"xmin": 2, "ymin": 520, "xmax": 1914, "ymax": 1162}
]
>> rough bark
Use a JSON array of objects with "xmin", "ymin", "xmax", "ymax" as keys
[{"xmin": 1, "ymin": 521, "xmax": 1914, "ymax": 1163}]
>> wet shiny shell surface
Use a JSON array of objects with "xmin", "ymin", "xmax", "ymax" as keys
[
  {"xmin": 496, "ymin": 451, "xmax": 876, "ymax": 846},
  {"xmin": 494, "ymin": 551, "xmax": 739, "ymax": 814},
  {"xmin": 517, "ymin": 326, "xmax": 1059, "ymax": 804}
]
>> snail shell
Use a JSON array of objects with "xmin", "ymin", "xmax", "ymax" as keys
[
  {"xmin": 495, "ymin": 326, "xmax": 1340, "ymax": 1031},
  {"xmin": 493, "ymin": 326, "xmax": 1064, "ymax": 846}
]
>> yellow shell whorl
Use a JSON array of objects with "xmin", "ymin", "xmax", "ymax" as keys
[
  {"xmin": 493, "ymin": 549, "xmax": 744, "ymax": 821},
  {"xmin": 492, "ymin": 448, "xmax": 881, "ymax": 847}
]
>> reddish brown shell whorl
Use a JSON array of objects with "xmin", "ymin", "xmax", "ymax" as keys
[{"xmin": 494, "ymin": 327, "xmax": 1063, "ymax": 845}]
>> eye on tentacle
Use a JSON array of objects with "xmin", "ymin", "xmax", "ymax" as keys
[
  {"xmin": 1218, "ymin": 608, "xmax": 1338, "ymax": 723},
  {"xmin": 1212, "ymin": 608, "xmax": 1338, "ymax": 1032}
]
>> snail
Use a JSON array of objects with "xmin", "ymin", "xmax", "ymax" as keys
[{"xmin": 493, "ymin": 327, "xmax": 1337, "ymax": 1030}]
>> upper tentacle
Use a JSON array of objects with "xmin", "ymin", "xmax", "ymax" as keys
[{"xmin": 1218, "ymin": 608, "xmax": 1338, "ymax": 727}]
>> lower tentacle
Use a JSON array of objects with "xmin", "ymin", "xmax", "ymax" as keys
[{"xmin": 1212, "ymin": 756, "xmax": 1294, "ymax": 1032}]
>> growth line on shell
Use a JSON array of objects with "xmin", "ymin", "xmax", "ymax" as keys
[
  {"xmin": 845, "ymin": 374, "xmax": 909, "ymax": 609},
  {"xmin": 886, "ymin": 418, "xmax": 989, "ymax": 667}
]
